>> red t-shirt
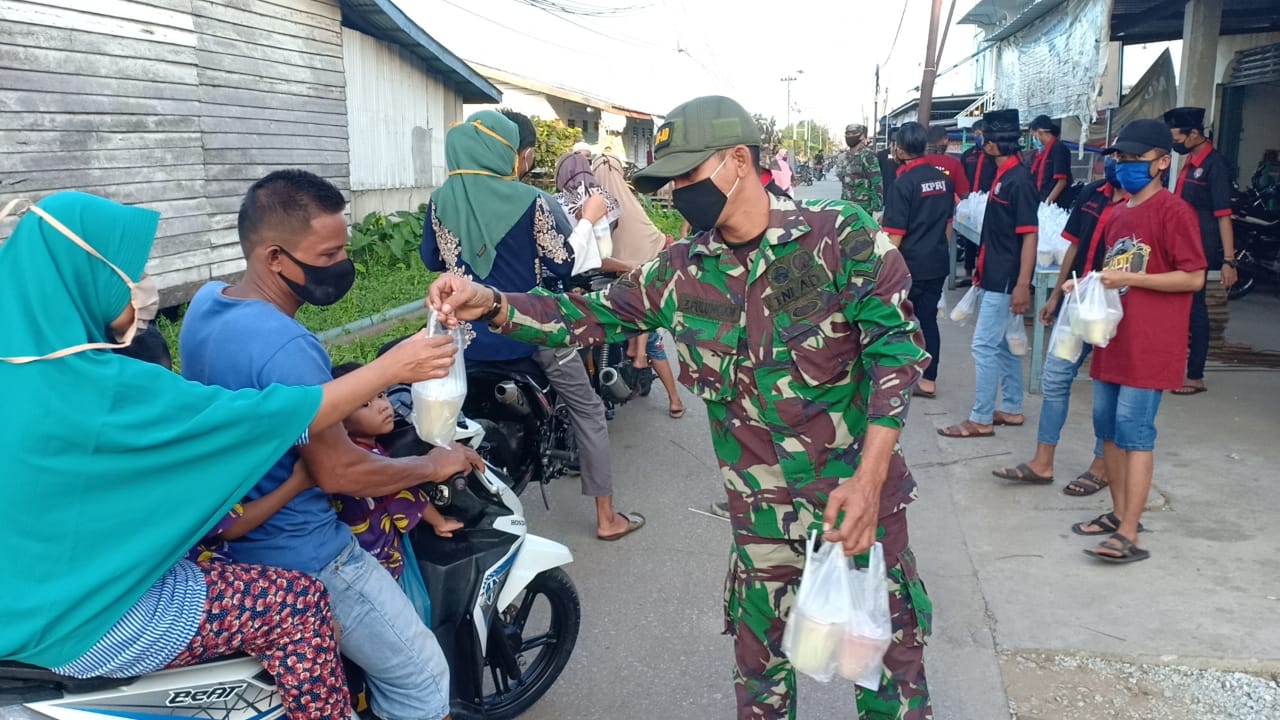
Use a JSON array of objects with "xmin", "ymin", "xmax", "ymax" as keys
[
  {"xmin": 1089, "ymin": 189, "xmax": 1207, "ymax": 390},
  {"xmin": 924, "ymin": 153, "xmax": 971, "ymax": 199}
]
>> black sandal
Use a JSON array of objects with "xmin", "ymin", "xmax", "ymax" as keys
[
  {"xmin": 1072, "ymin": 512, "xmax": 1146, "ymax": 536},
  {"xmin": 1064, "ymin": 471, "xmax": 1109, "ymax": 496},
  {"xmin": 1084, "ymin": 532, "xmax": 1150, "ymax": 564}
]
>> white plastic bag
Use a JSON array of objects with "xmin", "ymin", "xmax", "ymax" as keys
[
  {"xmin": 1005, "ymin": 313, "xmax": 1028, "ymax": 356},
  {"xmin": 838, "ymin": 542, "xmax": 893, "ymax": 689},
  {"xmin": 1073, "ymin": 272, "xmax": 1124, "ymax": 348},
  {"xmin": 1047, "ymin": 289, "xmax": 1082, "ymax": 362},
  {"xmin": 949, "ymin": 285, "xmax": 980, "ymax": 324},
  {"xmin": 937, "ymin": 294, "xmax": 949, "ymax": 320},
  {"xmin": 410, "ymin": 311, "xmax": 467, "ymax": 447},
  {"xmin": 782, "ymin": 534, "xmax": 848, "ymax": 682}
]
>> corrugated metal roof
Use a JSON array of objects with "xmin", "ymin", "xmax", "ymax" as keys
[
  {"xmin": 340, "ymin": 0, "xmax": 502, "ymax": 104},
  {"xmin": 977, "ymin": 0, "xmax": 1070, "ymax": 43},
  {"xmin": 1111, "ymin": 0, "xmax": 1280, "ymax": 43}
]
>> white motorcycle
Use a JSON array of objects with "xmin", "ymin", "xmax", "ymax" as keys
[{"xmin": 1, "ymin": 417, "xmax": 580, "ymax": 720}]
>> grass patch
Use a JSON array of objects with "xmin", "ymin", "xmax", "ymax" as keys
[{"xmin": 327, "ymin": 316, "xmax": 427, "ymax": 366}]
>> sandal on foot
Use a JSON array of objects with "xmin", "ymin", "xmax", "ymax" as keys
[
  {"xmin": 938, "ymin": 421, "xmax": 994, "ymax": 439},
  {"xmin": 598, "ymin": 512, "xmax": 645, "ymax": 541},
  {"xmin": 1064, "ymin": 471, "xmax": 1109, "ymax": 496},
  {"xmin": 992, "ymin": 412, "xmax": 1025, "ymax": 426},
  {"xmin": 1085, "ymin": 532, "xmax": 1150, "ymax": 564},
  {"xmin": 669, "ymin": 406, "xmax": 686, "ymax": 419},
  {"xmin": 1171, "ymin": 384, "xmax": 1207, "ymax": 396},
  {"xmin": 912, "ymin": 386, "xmax": 937, "ymax": 399},
  {"xmin": 992, "ymin": 463, "xmax": 1054, "ymax": 485},
  {"xmin": 1072, "ymin": 512, "xmax": 1145, "ymax": 536}
]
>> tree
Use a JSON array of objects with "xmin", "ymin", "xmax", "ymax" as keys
[
  {"xmin": 779, "ymin": 119, "xmax": 831, "ymax": 160},
  {"xmin": 753, "ymin": 113, "xmax": 781, "ymax": 154},
  {"xmin": 532, "ymin": 116, "xmax": 582, "ymax": 177}
]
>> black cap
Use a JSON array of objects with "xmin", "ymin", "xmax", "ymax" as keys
[
  {"xmin": 983, "ymin": 109, "xmax": 1020, "ymax": 142},
  {"xmin": 1104, "ymin": 119, "xmax": 1173, "ymax": 156},
  {"xmin": 1163, "ymin": 106, "xmax": 1205, "ymax": 130},
  {"xmin": 1029, "ymin": 114, "xmax": 1057, "ymax": 131}
]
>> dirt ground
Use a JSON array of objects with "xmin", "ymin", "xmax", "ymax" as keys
[{"xmin": 1001, "ymin": 651, "xmax": 1280, "ymax": 720}]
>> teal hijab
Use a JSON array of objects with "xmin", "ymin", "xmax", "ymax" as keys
[
  {"xmin": 0, "ymin": 192, "xmax": 322, "ymax": 668},
  {"xmin": 431, "ymin": 110, "xmax": 544, "ymax": 279}
]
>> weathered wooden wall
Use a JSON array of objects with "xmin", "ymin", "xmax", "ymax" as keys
[{"xmin": 0, "ymin": 0, "xmax": 351, "ymax": 304}]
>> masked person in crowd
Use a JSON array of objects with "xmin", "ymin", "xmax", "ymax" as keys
[
  {"xmin": 882, "ymin": 121, "xmax": 953, "ymax": 400},
  {"xmin": 179, "ymin": 171, "xmax": 482, "ymax": 720},
  {"xmin": 421, "ymin": 110, "xmax": 644, "ymax": 542},
  {"xmin": 1071, "ymin": 119, "xmax": 1206, "ymax": 563},
  {"xmin": 878, "ymin": 129, "xmax": 901, "ymax": 199},
  {"xmin": 835, "ymin": 122, "xmax": 885, "ymax": 214},
  {"xmin": 941, "ymin": 109, "xmax": 1038, "ymax": 439},
  {"xmin": 992, "ymin": 151, "xmax": 1128, "ymax": 494},
  {"xmin": 428, "ymin": 95, "xmax": 933, "ymax": 720},
  {"xmin": 962, "ymin": 120, "xmax": 997, "ymax": 194},
  {"xmin": 0, "ymin": 192, "xmax": 462, "ymax": 720},
  {"xmin": 1029, "ymin": 114, "xmax": 1072, "ymax": 206},
  {"xmin": 1164, "ymin": 106, "xmax": 1236, "ymax": 396},
  {"xmin": 924, "ymin": 125, "xmax": 969, "ymax": 200}
]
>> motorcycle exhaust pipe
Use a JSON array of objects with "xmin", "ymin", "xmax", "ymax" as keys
[
  {"xmin": 598, "ymin": 366, "xmax": 633, "ymax": 402},
  {"xmin": 494, "ymin": 381, "xmax": 531, "ymax": 416}
]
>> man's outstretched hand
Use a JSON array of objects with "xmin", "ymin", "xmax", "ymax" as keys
[{"xmin": 428, "ymin": 274, "xmax": 496, "ymax": 328}]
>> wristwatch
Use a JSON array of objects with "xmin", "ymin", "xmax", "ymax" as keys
[
  {"xmin": 1222, "ymin": 259, "xmax": 1238, "ymax": 268},
  {"xmin": 479, "ymin": 286, "xmax": 504, "ymax": 323}
]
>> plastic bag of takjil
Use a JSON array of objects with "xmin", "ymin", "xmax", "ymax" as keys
[{"xmin": 409, "ymin": 311, "xmax": 467, "ymax": 447}]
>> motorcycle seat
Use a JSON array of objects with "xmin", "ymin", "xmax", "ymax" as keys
[{"xmin": 0, "ymin": 661, "xmax": 136, "ymax": 694}]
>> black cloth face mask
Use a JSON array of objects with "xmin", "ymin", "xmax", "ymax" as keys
[
  {"xmin": 672, "ymin": 156, "xmax": 741, "ymax": 233},
  {"xmin": 277, "ymin": 246, "xmax": 356, "ymax": 306}
]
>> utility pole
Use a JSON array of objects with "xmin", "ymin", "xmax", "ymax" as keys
[
  {"xmin": 780, "ymin": 70, "xmax": 802, "ymax": 148},
  {"xmin": 917, "ymin": 0, "xmax": 944, "ymax": 125}
]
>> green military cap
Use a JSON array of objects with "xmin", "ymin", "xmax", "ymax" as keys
[
  {"xmin": 845, "ymin": 123, "xmax": 867, "ymax": 135},
  {"xmin": 633, "ymin": 95, "xmax": 761, "ymax": 194}
]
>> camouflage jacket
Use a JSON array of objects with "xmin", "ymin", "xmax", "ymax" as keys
[
  {"xmin": 496, "ymin": 195, "xmax": 928, "ymax": 539},
  {"xmin": 835, "ymin": 145, "xmax": 885, "ymax": 212}
]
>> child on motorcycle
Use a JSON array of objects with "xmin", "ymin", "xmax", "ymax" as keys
[
  {"xmin": 188, "ymin": 462, "xmax": 315, "ymax": 563},
  {"xmin": 329, "ymin": 363, "xmax": 462, "ymax": 581}
]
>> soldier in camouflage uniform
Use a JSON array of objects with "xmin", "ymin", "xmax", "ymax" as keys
[
  {"xmin": 429, "ymin": 96, "xmax": 933, "ymax": 720},
  {"xmin": 834, "ymin": 123, "xmax": 885, "ymax": 213}
]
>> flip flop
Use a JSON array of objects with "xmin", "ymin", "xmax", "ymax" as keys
[
  {"xmin": 1084, "ymin": 532, "xmax": 1150, "ymax": 564},
  {"xmin": 992, "ymin": 463, "xmax": 1054, "ymax": 485},
  {"xmin": 1064, "ymin": 471, "xmax": 1109, "ymax": 496},
  {"xmin": 938, "ymin": 421, "xmax": 995, "ymax": 439},
  {"xmin": 912, "ymin": 387, "xmax": 937, "ymax": 399},
  {"xmin": 992, "ymin": 412, "xmax": 1026, "ymax": 426},
  {"xmin": 1172, "ymin": 385, "xmax": 1207, "ymax": 396},
  {"xmin": 1072, "ymin": 512, "xmax": 1146, "ymax": 536},
  {"xmin": 669, "ymin": 406, "xmax": 686, "ymax": 419},
  {"xmin": 598, "ymin": 512, "xmax": 646, "ymax": 541}
]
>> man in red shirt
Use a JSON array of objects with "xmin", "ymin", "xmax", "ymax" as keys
[
  {"xmin": 1071, "ymin": 119, "xmax": 1206, "ymax": 564},
  {"xmin": 925, "ymin": 124, "xmax": 970, "ymax": 199}
]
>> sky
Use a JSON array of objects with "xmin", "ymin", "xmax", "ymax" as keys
[{"xmin": 398, "ymin": 0, "xmax": 1180, "ymax": 137}]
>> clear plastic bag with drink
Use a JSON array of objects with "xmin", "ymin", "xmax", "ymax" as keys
[
  {"xmin": 410, "ymin": 311, "xmax": 467, "ymax": 447},
  {"xmin": 1072, "ymin": 272, "xmax": 1124, "ymax": 348}
]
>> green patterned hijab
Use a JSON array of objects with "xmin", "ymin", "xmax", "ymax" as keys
[
  {"xmin": 430, "ymin": 110, "xmax": 544, "ymax": 279},
  {"xmin": 0, "ymin": 192, "xmax": 321, "ymax": 668}
]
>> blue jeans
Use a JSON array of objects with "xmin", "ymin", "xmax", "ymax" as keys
[
  {"xmin": 314, "ymin": 535, "xmax": 451, "ymax": 720},
  {"xmin": 1036, "ymin": 344, "xmax": 1103, "ymax": 457},
  {"xmin": 1092, "ymin": 380, "xmax": 1163, "ymax": 452},
  {"xmin": 969, "ymin": 290, "xmax": 1024, "ymax": 425}
]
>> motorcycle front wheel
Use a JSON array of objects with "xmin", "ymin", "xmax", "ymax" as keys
[
  {"xmin": 1228, "ymin": 266, "xmax": 1255, "ymax": 300},
  {"xmin": 455, "ymin": 568, "xmax": 581, "ymax": 720}
]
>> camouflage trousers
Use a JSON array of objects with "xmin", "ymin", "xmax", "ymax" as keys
[{"xmin": 723, "ymin": 510, "xmax": 932, "ymax": 719}]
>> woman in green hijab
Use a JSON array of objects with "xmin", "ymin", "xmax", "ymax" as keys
[{"xmin": 0, "ymin": 192, "xmax": 458, "ymax": 718}]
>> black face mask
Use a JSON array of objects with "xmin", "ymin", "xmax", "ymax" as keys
[
  {"xmin": 672, "ymin": 157, "xmax": 740, "ymax": 233},
  {"xmin": 846, "ymin": 135, "xmax": 863, "ymax": 149},
  {"xmin": 1172, "ymin": 141, "xmax": 1191, "ymax": 155},
  {"xmin": 277, "ymin": 247, "xmax": 356, "ymax": 306}
]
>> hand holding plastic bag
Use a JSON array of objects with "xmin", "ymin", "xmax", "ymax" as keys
[
  {"xmin": 1005, "ymin": 313, "xmax": 1028, "ymax": 356},
  {"xmin": 1073, "ymin": 272, "xmax": 1124, "ymax": 347},
  {"xmin": 839, "ymin": 542, "xmax": 893, "ymax": 689},
  {"xmin": 410, "ymin": 311, "xmax": 467, "ymax": 447},
  {"xmin": 1049, "ymin": 287, "xmax": 1085, "ymax": 362}
]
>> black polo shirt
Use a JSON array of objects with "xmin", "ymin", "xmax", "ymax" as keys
[
  {"xmin": 977, "ymin": 156, "xmax": 1039, "ymax": 293},
  {"xmin": 1061, "ymin": 179, "xmax": 1116, "ymax": 277},
  {"xmin": 1174, "ymin": 142, "xmax": 1232, "ymax": 268},
  {"xmin": 1031, "ymin": 137, "xmax": 1072, "ymax": 202},
  {"xmin": 877, "ymin": 149, "xmax": 899, "ymax": 196},
  {"xmin": 962, "ymin": 144, "xmax": 996, "ymax": 193},
  {"xmin": 882, "ymin": 158, "xmax": 954, "ymax": 281}
]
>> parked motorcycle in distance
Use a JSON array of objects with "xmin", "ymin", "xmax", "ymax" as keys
[{"xmin": 1229, "ymin": 185, "xmax": 1280, "ymax": 300}]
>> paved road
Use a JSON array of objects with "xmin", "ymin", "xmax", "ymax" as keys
[{"xmin": 512, "ymin": 178, "xmax": 1280, "ymax": 718}]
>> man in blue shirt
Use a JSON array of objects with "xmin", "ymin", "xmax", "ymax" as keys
[
  {"xmin": 182, "ymin": 170, "xmax": 478, "ymax": 720},
  {"xmin": 422, "ymin": 110, "xmax": 645, "ymax": 542}
]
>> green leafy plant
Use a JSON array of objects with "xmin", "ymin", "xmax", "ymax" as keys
[
  {"xmin": 348, "ymin": 205, "xmax": 427, "ymax": 273},
  {"xmin": 532, "ymin": 116, "xmax": 582, "ymax": 177},
  {"xmin": 641, "ymin": 196, "xmax": 685, "ymax": 239}
]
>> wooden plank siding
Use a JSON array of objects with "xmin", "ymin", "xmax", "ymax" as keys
[{"xmin": 0, "ymin": 0, "xmax": 351, "ymax": 304}]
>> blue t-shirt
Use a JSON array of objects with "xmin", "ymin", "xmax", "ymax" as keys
[
  {"xmin": 421, "ymin": 192, "xmax": 575, "ymax": 362},
  {"xmin": 180, "ymin": 282, "xmax": 350, "ymax": 574}
]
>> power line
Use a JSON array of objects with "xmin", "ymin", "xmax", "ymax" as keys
[
  {"xmin": 431, "ymin": 0, "xmax": 599, "ymax": 56},
  {"xmin": 510, "ymin": 0, "xmax": 652, "ymax": 17},
  {"xmin": 882, "ymin": 0, "xmax": 910, "ymax": 68}
]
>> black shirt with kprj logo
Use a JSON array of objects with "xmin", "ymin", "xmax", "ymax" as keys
[
  {"xmin": 1174, "ymin": 142, "xmax": 1232, "ymax": 269},
  {"xmin": 977, "ymin": 157, "xmax": 1039, "ymax": 293},
  {"xmin": 882, "ymin": 158, "xmax": 954, "ymax": 281}
]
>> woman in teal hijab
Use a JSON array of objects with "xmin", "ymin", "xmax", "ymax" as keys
[{"xmin": 0, "ymin": 192, "xmax": 456, "ymax": 718}]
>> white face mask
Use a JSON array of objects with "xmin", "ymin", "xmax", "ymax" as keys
[{"xmin": 0, "ymin": 199, "xmax": 160, "ymax": 364}]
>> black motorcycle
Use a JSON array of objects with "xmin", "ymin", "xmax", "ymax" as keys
[
  {"xmin": 561, "ymin": 271, "xmax": 652, "ymax": 419},
  {"xmin": 1229, "ymin": 186, "xmax": 1280, "ymax": 300}
]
